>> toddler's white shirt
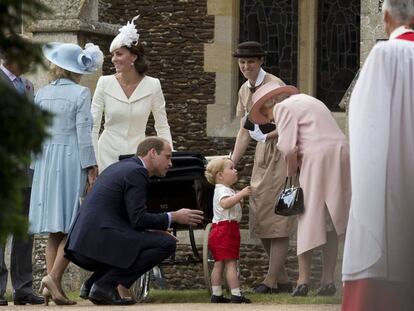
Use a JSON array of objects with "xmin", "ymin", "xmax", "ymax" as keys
[{"xmin": 212, "ymin": 184, "xmax": 242, "ymax": 224}]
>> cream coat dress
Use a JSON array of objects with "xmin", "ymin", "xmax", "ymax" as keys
[
  {"xmin": 274, "ymin": 94, "xmax": 351, "ymax": 255},
  {"xmin": 237, "ymin": 71, "xmax": 296, "ymax": 239},
  {"xmin": 343, "ymin": 27, "xmax": 414, "ymax": 283},
  {"xmin": 92, "ymin": 75, "xmax": 173, "ymax": 171}
]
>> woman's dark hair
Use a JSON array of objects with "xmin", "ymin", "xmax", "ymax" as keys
[{"xmin": 126, "ymin": 43, "xmax": 148, "ymax": 75}]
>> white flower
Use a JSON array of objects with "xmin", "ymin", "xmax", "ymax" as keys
[
  {"xmin": 118, "ymin": 15, "xmax": 140, "ymax": 47},
  {"xmin": 83, "ymin": 43, "xmax": 104, "ymax": 70}
]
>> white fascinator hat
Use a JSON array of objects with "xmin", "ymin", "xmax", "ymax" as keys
[
  {"xmin": 110, "ymin": 15, "xmax": 140, "ymax": 53},
  {"xmin": 43, "ymin": 42, "xmax": 103, "ymax": 75}
]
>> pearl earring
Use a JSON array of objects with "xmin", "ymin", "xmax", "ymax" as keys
[{"xmin": 131, "ymin": 62, "xmax": 134, "ymax": 66}]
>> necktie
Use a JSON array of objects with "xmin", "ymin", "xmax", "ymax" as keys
[
  {"xmin": 249, "ymin": 86, "xmax": 257, "ymax": 93},
  {"xmin": 14, "ymin": 77, "xmax": 25, "ymax": 95}
]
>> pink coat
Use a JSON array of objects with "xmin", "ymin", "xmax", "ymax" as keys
[{"xmin": 274, "ymin": 94, "xmax": 351, "ymax": 255}]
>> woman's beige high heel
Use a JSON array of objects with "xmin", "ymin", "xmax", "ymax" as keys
[
  {"xmin": 40, "ymin": 275, "xmax": 76, "ymax": 305},
  {"xmin": 39, "ymin": 283, "xmax": 51, "ymax": 306},
  {"xmin": 43, "ymin": 288, "xmax": 51, "ymax": 306}
]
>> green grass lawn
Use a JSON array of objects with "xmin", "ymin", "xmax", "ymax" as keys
[
  {"xmin": 64, "ymin": 289, "xmax": 341, "ymax": 305},
  {"xmin": 5, "ymin": 289, "xmax": 340, "ymax": 305},
  {"xmin": 138, "ymin": 289, "xmax": 341, "ymax": 305}
]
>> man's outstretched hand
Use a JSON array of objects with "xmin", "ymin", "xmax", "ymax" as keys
[{"xmin": 171, "ymin": 209, "xmax": 204, "ymax": 226}]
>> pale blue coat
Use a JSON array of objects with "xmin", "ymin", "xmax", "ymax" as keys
[{"xmin": 29, "ymin": 78, "xmax": 96, "ymax": 233}]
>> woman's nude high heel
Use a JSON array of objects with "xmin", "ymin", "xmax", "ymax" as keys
[
  {"xmin": 39, "ymin": 283, "xmax": 51, "ymax": 306},
  {"xmin": 40, "ymin": 275, "xmax": 76, "ymax": 305}
]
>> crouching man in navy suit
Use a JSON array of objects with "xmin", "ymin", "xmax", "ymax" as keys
[{"xmin": 64, "ymin": 137, "xmax": 204, "ymax": 305}]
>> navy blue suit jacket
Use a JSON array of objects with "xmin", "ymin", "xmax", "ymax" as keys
[
  {"xmin": 65, "ymin": 156, "xmax": 169, "ymax": 269},
  {"xmin": 0, "ymin": 68, "xmax": 34, "ymax": 188}
]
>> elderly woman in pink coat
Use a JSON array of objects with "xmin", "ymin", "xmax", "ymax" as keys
[{"xmin": 249, "ymin": 81, "xmax": 351, "ymax": 297}]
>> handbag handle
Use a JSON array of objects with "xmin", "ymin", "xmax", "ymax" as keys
[{"xmin": 282, "ymin": 168, "xmax": 300, "ymax": 190}]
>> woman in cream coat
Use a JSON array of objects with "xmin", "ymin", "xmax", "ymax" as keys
[
  {"xmin": 92, "ymin": 17, "xmax": 173, "ymax": 298},
  {"xmin": 92, "ymin": 17, "xmax": 172, "ymax": 172},
  {"xmin": 249, "ymin": 81, "xmax": 351, "ymax": 297}
]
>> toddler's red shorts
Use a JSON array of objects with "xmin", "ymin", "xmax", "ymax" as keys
[{"xmin": 208, "ymin": 220, "xmax": 240, "ymax": 261}]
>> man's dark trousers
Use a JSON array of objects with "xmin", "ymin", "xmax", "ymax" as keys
[
  {"xmin": 0, "ymin": 187, "xmax": 34, "ymax": 297},
  {"xmin": 71, "ymin": 230, "xmax": 176, "ymax": 288}
]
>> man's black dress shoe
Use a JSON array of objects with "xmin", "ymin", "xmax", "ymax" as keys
[
  {"xmin": 88, "ymin": 284, "xmax": 135, "ymax": 305},
  {"xmin": 316, "ymin": 283, "xmax": 336, "ymax": 296},
  {"xmin": 79, "ymin": 282, "xmax": 91, "ymax": 300},
  {"xmin": 0, "ymin": 295, "xmax": 7, "ymax": 306},
  {"xmin": 13, "ymin": 292, "xmax": 44, "ymax": 305},
  {"xmin": 80, "ymin": 282, "xmax": 106, "ymax": 305},
  {"xmin": 291, "ymin": 283, "xmax": 309, "ymax": 297}
]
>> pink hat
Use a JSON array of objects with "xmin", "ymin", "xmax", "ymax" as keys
[{"xmin": 249, "ymin": 81, "xmax": 299, "ymax": 124}]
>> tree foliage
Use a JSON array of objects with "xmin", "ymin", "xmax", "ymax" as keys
[{"xmin": 0, "ymin": 0, "xmax": 52, "ymax": 245}]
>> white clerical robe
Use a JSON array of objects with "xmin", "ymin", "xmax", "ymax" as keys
[{"xmin": 343, "ymin": 27, "xmax": 414, "ymax": 282}]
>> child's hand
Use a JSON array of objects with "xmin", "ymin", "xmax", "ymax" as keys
[{"xmin": 240, "ymin": 186, "xmax": 252, "ymax": 197}]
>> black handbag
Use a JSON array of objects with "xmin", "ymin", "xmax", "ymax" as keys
[{"xmin": 275, "ymin": 175, "xmax": 304, "ymax": 216}]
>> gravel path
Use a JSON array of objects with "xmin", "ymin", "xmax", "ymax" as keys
[{"xmin": 0, "ymin": 301, "xmax": 341, "ymax": 311}]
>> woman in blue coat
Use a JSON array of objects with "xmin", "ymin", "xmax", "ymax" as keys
[{"xmin": 29, "ymin": 42, "xmax": 102, "ymax": 305}]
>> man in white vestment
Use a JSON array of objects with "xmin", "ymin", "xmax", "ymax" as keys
[{"xmin": 342, "ymin": 1, "xmax": 414, "ymax": 310}]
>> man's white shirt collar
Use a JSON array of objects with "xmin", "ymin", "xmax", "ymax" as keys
[
  {"xmin": 0, "ymin": 64, "xmax": 17, "ymax": 82},
  {"xmin": 389, "ymin": 25, "xmax": 414, "ymax": 40},
  {"xmin": 247, "ymin": 68, "xmax": 266, "ymax": 88},
  {"xmin": 138, "ymin": 156, "xmax": 147, "ymax": 169}
]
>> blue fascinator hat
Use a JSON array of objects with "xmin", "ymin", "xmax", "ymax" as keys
[{"xmin": 43, "ymin": 42, "xmax": 103, "ymax": 74}]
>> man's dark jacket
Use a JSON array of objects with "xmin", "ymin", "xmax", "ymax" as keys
[
  {"xmin": 0, "ymin": 68, "xmax": 34, "ymax": 187},
  {"xmin": 65, "ymin": 156, "xmax": 169, "ymax": 269}
]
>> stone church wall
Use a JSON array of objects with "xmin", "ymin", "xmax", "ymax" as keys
[{"xmin": 28, "ymin": 0, "xmax": 339, "ymax": 294}]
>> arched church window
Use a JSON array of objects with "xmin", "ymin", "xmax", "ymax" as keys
[{"xmin": 317, "ymin": 0, "xmax": 360, "ymax": 111}]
